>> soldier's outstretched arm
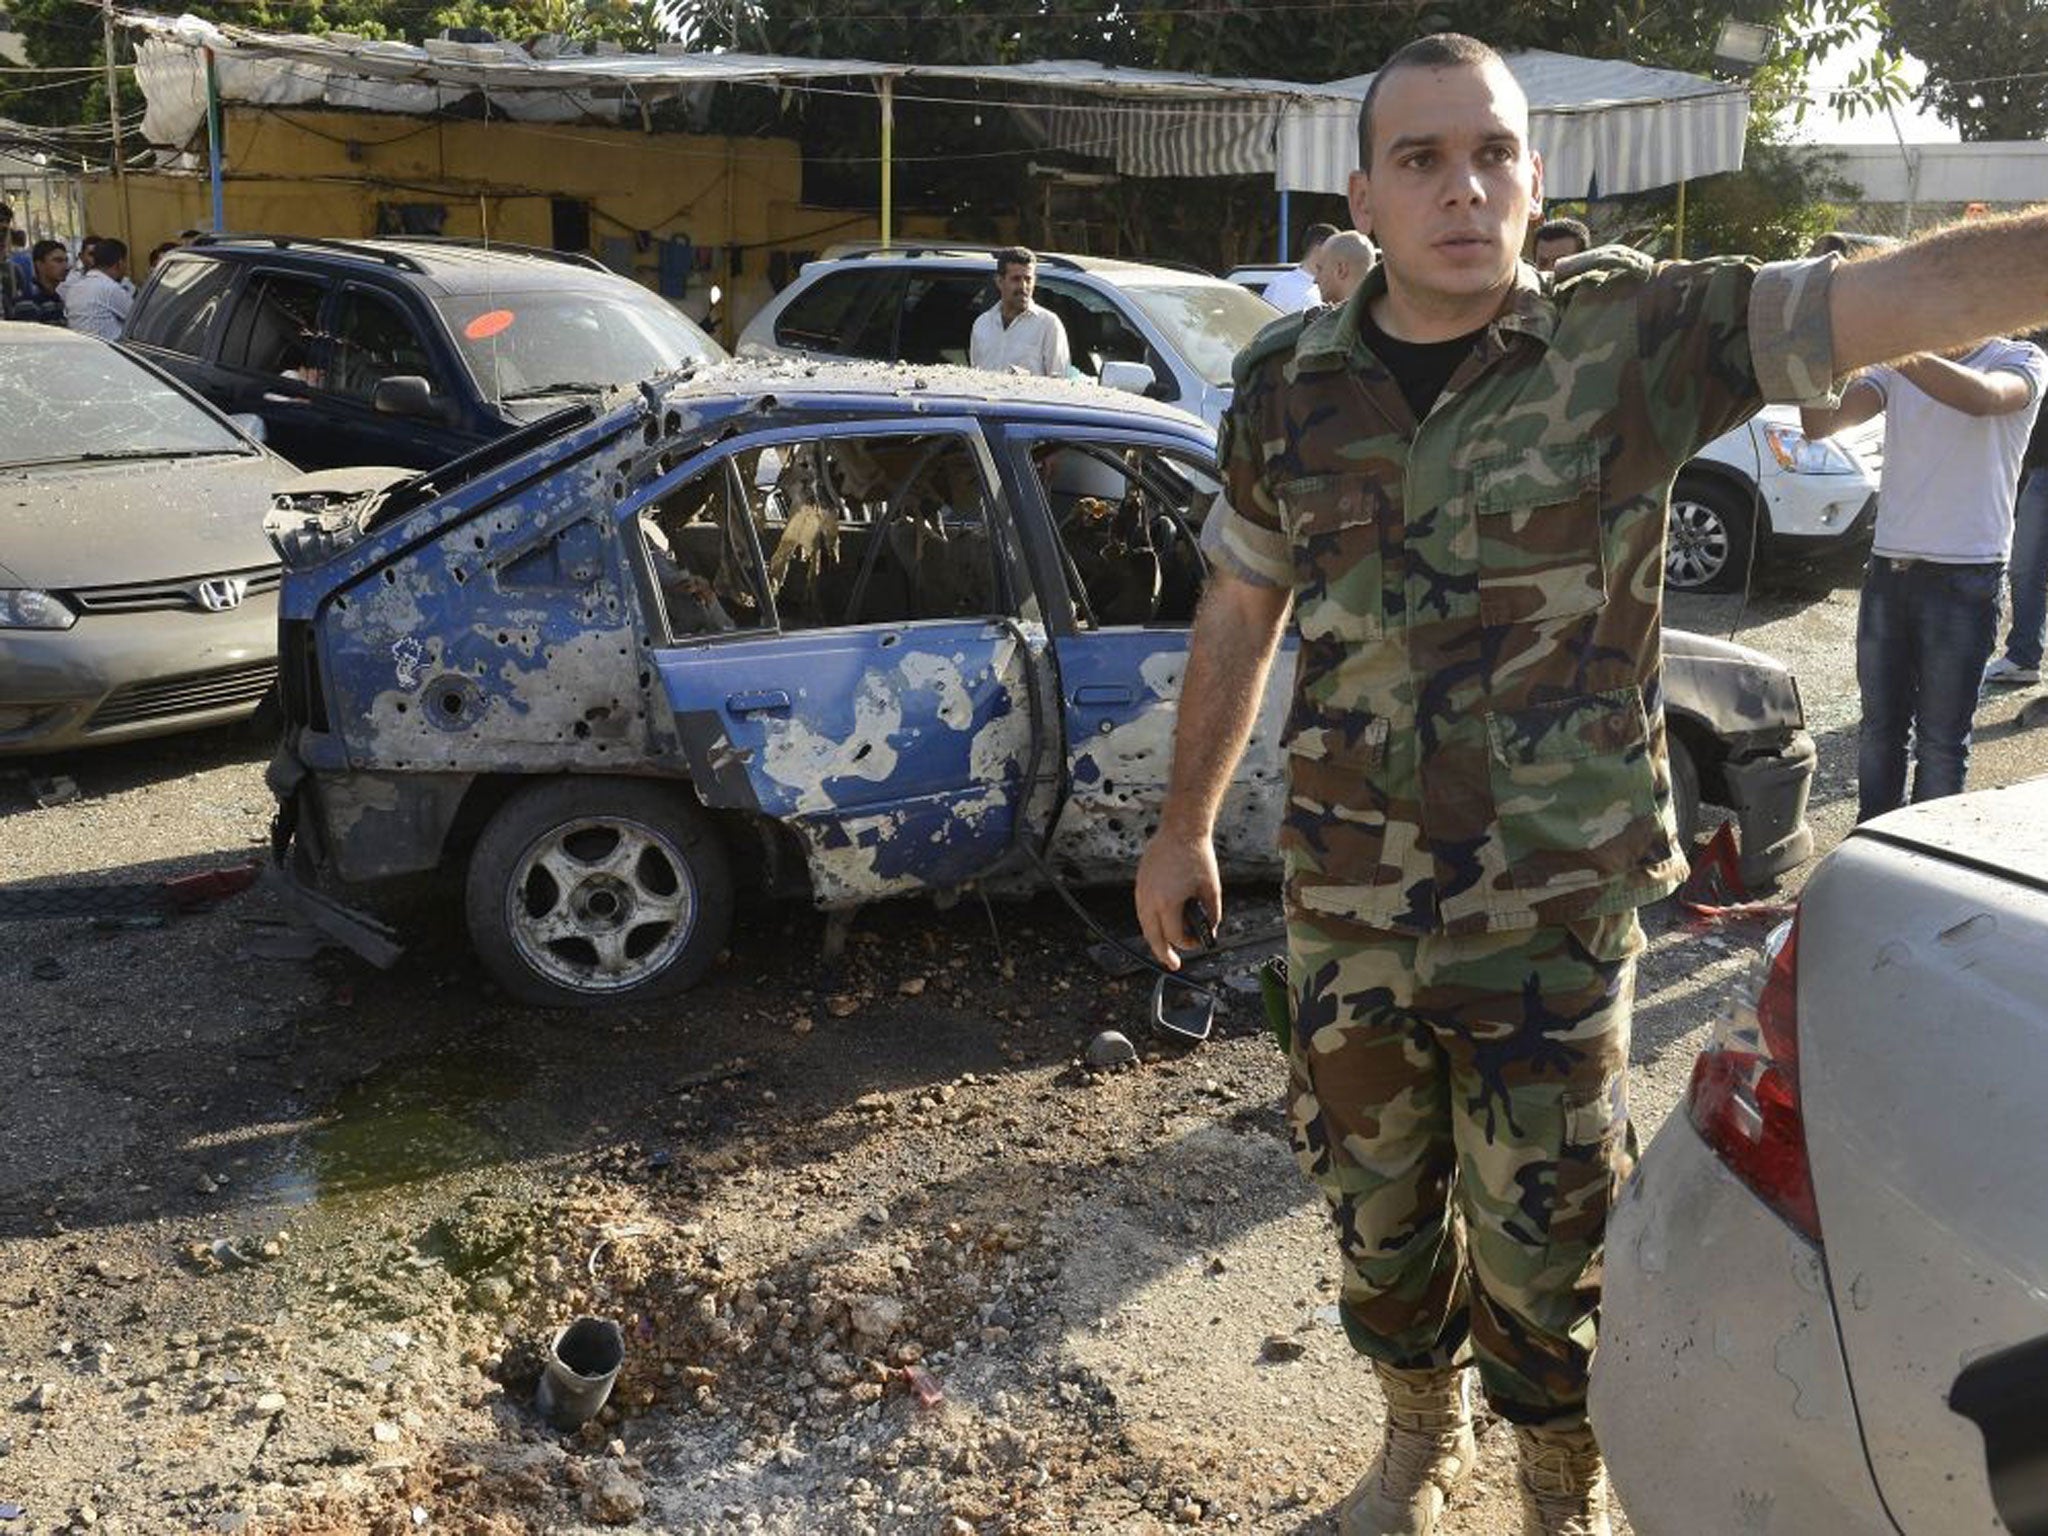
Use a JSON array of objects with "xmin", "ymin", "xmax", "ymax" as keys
[
  {"xmin": 1828, "ymin": 208, "xmax": 2048, "ymax": 374},
  {"xmin": 1135, "ymin": 569, "xmax": 1291, "ymax": 968}
]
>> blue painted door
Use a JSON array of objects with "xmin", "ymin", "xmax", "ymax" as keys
[
  {"xmin": 642, "ymin": 423, "xmax": 1045, "ymax": 906},
  {"xmin": 1019, "ymin": 432, "xmax": 1291, "ymax": 883},
  {"xmin": 655, "ymin": 622, "xmax": 1040, "ymax": 905}
]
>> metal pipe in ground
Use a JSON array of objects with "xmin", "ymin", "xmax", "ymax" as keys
[{"xmin": 535, "ymin": 1316, "xmax": 625, "ymax": 1431}]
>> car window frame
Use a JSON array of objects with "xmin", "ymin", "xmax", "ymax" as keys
[
  {"xmin": 125, "ymin": 253, "xmax": 245, "ymax": 362},
  {"xmin": 773, "ymin": 268, "xmax": 898, "ymax": 358},
  {"xmin": 623, "ymin": 415, "xmax": 1037, "ymax": 639},
  {"xmin": 213, "ymin": 263, "xmax": 339, "ymax": 384},
  {"xmin": 1000, "ymin": 422, "xmax": 1220, "ymax": 637},
  {"xmin": 624, "ymin": 453, "xmax": 778, "ymax": 648},
  {"xmin": 325, "ymin": 279, "xmax": 454, "ymax": 408},
  {"xmin": 1032, "ymin": 274, "xmax": 1182, "ymax": 402}
]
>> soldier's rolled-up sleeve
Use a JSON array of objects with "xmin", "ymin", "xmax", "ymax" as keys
[
  {"xmin": 1747, "ymin": 254, "xmax": 1843, "ymax": 408},
  {"xmin": 1199, "ymin": 492, "xmax": 1290, "ymax": 588},
  {"xmin": 1200, "ymin": 391, "xmax": 1291, "ymax": 589},
  {"xmin": 1638, "ymin": 254, "xmax": 1844, "ymax": 463}
]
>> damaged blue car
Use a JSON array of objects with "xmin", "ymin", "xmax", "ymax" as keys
[{"xmin": 265, "ymin": 363, "xmax": 1816, "ymax": 1007}]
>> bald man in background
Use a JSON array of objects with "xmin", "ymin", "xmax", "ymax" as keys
[{"xmin": 1315, "ymin": 230, "xmax": 1377, "ymax": 306}]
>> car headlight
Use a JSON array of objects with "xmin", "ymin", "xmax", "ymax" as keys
[
  {"xmin": 0, "ymin": 589, "xmax": 78, "ymax": 630},
  {"xmin": 1761, "ymin": 423, "xmax": 1859, "ymax": 475}
]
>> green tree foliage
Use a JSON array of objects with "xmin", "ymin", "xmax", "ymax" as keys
[{"xmin": 1880, "ymin": 0, "xmax": 2048, "ymax": 139}]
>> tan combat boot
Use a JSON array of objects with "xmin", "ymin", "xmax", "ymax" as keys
[
  {"xmin": 1514, "ymin": 1419, "xmax": 1613, "ymax": 1536},
  {"xmin": 1338, "ymin": 1362, "xmax": 1477, "ymax": 1536}
]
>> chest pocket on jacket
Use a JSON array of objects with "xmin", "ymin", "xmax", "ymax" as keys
[
  {"xmin": 1470, "ymin": 441, "xmax": 1607, "ymax": 627},
  {"xmin": 1279, "ymin": 473, "xmax": 1385, "ymax": 642}
]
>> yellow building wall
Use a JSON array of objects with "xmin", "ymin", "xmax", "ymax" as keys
[{"xmin": 86, "ymin": 108, "xmax": 988, "ymax": 343}]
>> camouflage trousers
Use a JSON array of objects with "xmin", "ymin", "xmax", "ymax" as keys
[{"xmin": 1284, "ymin": 906, "xmax": 1643, "ymax": 1425}]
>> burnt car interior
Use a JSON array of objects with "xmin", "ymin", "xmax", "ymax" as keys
[
  {"xmin": 1035, "ymin": 440, "xmax": 1214, "ymax": 627},
  {"xmin": 638, "ymin": 432, "xmax": 999, "ymax": 637}
]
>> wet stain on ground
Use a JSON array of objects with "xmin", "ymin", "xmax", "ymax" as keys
[{"xmin": 268, "ymin": 1044, "xmax": 537, "ymax": 1206}]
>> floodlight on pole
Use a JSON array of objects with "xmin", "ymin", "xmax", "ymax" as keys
[{"xmin": 1712, "ymin": 20, "xmax": 1774, "ymax": 77}]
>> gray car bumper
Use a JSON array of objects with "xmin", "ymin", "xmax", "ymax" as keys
[{"xmin": 1722, "ymin": 727, "xmax": 1817, "ymax": 888}]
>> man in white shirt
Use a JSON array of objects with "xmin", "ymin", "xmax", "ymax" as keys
[
  {"xmin": 1260, "ymin": 223, "xmax": 1337, "ymax": 313},
  {"xmin": 1804, "ymin": 334, "xmax": 2048, "ymax": 817},
  {"xmin": 968, "ymin": 248, "xmax": 1069, "ymax": 378},
  {"xmin": 63, "ymin": 237, "xmax": 133, "ymax": 341}
]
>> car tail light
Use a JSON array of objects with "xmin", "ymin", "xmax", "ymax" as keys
[{"xmin": 1686, "ymin": 914, "xmax": 1822, "ymax": 1240}]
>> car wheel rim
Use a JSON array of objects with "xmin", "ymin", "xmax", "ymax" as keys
[
  {"xmin": 504, "ymin": 816, "xmax": 696, "ymax": 994},
  {"xmin": 1667, "ymin": 499, "xmax": 1730, "ymax": 588}
]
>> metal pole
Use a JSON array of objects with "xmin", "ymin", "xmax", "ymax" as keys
[
  {"xmin": 878, "ymin": 78, "xmax": 894, "ymax": 247},
  {"xmin": 1673, "ymin": 178, "xmax": 1687, "ymax": 259},
  {"xmin": 204, "ymin": 47, "xmax": 225, "ymax": 232},
  {"xmin": 1278, "ymin": 187, "xmax": 1290, "ymax": 264},
  {"xmin": 101, "ymin": 0, "xmax": 131, "ymax": 240}
]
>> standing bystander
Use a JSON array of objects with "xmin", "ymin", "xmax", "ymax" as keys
[
  {"xmin": 1531, "ymin": 215, "xmax": 1590, "ymax": 272},
  {"xmin": 7, "ymin": 225, "xmax": 29, "ymax": 297},
  {"xmin": 10, "ymin": 240, "xmax": 69, "ymax": 325},
  {"xmin": 0, "ymin": 205, "xmax": 17, "ymax": 317},
  {"xmin": 1314, "ymin": 230, "xmax": 1377, "ymax": 307},
  {"xmin": 62, "ymin": 237, "xmax": 133, "ymax": 340},
  {"xmin": 1264, "ymin": 223, "xmax": 1340, "ymax": 312},
  {"xmin": 968, "ymin": 247, "xmax": 1070, "ymax": 378},
  {"xmin": 1984, "ymin": 347, "xmax": 2048, "ymax": 686},
  {"xmin": 1135, "ymin": 30, "xmax": 2048, "ymax": 1536},
  {"xmin": 1804, "ymin": 336, "xmax": 2047, "ymax": 816}
]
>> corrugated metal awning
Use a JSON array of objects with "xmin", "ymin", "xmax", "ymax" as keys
[
  {"xmin": 1277, "ymin": 51, "xmax": 1749, "ymax": 197},
  {"xmin": 125, "ymin": 15, "xmax": 1745, "ymax": 197}
]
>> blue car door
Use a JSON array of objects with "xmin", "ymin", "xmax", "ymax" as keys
[
  {"xmin": 639, "ymin": 419, "xmax": 1055, "ymax": 906},
  {"xmin": 1010, "ymin": 427, "xmax": 1292, "ymax": 884}
]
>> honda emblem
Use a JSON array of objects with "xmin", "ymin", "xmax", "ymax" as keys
[{"xmin": 194, "ymin": 577, "xmax": 249, "ymax": 612}]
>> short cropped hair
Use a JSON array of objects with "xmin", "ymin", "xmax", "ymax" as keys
[
  {"xmin": 1300, "ymin": 222, "xmax": 1339, "ymax": 259},
  {"xmin": 1536, "ymin": 217, "xmax": 1591, "ymax": 251},
  {"xmin": 95, "ymin": 237, "xmax": 128, "ymax": 266},
  {"xmin": 1320, "ymin": 229, "xmax": 1375, "ymax": 269},
  {"xmin": 30, "ymin": 238, "xmax": 63, "ymax": 264},
  {"xmin": 993, "ymin": 246, "xmax": 1036, "ymax": 276},
  {"xmin": 1357, "ymin": 33, "xmax": 1506, "ymax": 171}
]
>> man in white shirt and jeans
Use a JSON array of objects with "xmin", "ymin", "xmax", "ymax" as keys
[
  {"xmin": 1805, "ymin": 334, "xmax": 2048, "ymax": 819},
  {"xmin": 63, "ymin": 236, "xmax": 133, "ymax": 341},
  {"xmin": 969, "ymin": 247, "xmax": 1070, "ymax": 378}
]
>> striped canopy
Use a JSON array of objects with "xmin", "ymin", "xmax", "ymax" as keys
[
  {"xmin": 127, "ymin": 17, "xmax": 1745, "ymax": 198},
  {"xmin": 1275, "ymin": 52, "xmax": 1750, "ymax": 197}
]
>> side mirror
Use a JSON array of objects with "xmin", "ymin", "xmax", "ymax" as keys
[
  {"xmin": 1099, "ymin": 360, "xmax": 1157, "ymax": 396},
  {"xmin": 372, "ymin": 375, "xmax": 449, "ymax": 423},
  {"xmin": 226, "ymin": 412, "xmax": 267, "ymax": 444}
]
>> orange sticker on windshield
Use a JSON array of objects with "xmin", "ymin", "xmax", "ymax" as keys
[{"xmin": 464, "ymin": 309, "xmax": 515, "ymax": 340}]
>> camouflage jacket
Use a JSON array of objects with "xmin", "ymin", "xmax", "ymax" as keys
[{"xmin": 1205, "ymin": 253, "xmax": 1840, "ymax": 935}]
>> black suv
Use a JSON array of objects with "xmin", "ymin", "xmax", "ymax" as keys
[{"xmin": 122, "ymin": 235, "xmax": 725, "ymax": 472}]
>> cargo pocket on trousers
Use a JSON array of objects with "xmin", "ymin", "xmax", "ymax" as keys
[
  {"xmin": 1280, "ymin": 474, "xmax": 1385, "ymax": 642},
  {"xmin": 1487, "ymin": 687, "xmax": 1662, "ymax": 891},
  {"xmin": 1541, "ymin": 1074, "xmax": 1631, "ymax": 1271}
]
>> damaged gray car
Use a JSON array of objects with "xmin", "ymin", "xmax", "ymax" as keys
[{"xmin": 265, "ymin": 363, "xmax": 1816, "ymax": 1006}]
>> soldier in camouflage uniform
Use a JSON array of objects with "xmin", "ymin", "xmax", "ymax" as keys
[{"xmin": 1135, "ymin": 31, "xmax": 2048, "ymax": 1536}]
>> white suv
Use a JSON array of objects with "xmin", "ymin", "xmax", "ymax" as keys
[
  {"xmin": 1674, "ymin": 403, "xmax": 1885, "ymax": 592},
  {"xmin": 736, "ymin": 247, "xmax": 1280, "ymax": 429},
  {"xmin": 744, "ymin": 248, "xmax": 1884, "ymax": 592}
]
